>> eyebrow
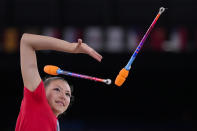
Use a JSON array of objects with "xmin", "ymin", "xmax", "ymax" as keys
[{"xmin": 56, "ymin": 85, "xmax": 71, "ymax": 93}]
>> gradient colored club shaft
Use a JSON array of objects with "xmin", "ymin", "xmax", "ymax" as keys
[
  {"xmin": 57, "ymin": 69, "xmax": 104, "ymax": 82},
  {"xmin": 125, "ymin": 7, "xmax": 165, "ymax": 70}
]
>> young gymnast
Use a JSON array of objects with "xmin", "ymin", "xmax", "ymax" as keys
[{"xmin": 15, "ymin": 33, "xmax": 102, "ymax": 131}]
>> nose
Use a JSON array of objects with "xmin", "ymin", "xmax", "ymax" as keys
[{"xmin": 59, "ymin": 92, "xmax": 66, "ymax": 101}]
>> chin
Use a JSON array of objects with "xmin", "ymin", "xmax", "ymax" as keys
[{"xmin": 56, "ymin": 108, "xmax": 66, "ymax": 114}]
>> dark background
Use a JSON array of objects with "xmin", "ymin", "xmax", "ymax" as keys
[{"xmin": 0, "ymin": 0, "xmax": 195, "ymax": 130}]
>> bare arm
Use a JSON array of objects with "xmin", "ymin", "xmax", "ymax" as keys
[{"xmin": 20, "ymin": 33, "xmax": 102, "ymax": 91}]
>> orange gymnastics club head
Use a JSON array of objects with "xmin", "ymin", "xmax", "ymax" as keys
[
  {"xmin": 44, "ymin": 65, "xmax": 60, "ymax": 75},
  {"xmin": 115, "ymin": 68, "xmax": 129, "ymax": 86}
]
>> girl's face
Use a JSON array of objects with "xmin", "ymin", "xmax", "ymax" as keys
[{"xmin": 45, "ymin": 79, "xmax": 71, "ymax": 116}]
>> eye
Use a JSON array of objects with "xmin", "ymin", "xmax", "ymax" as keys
[
  {"xmin": 65, "ymin": 93, "xmax": 71, "ymax": 98},
  {"xmin": 54, "ymin": 88, "xmax": 60, "ymax": 92}
]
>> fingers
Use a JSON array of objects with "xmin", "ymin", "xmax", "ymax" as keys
[
  {"xmin": 78, "ymin": 39, "xmax": 82, "ymax": 45},
  {"xmin": 77, "ymin": 38, "xmax": 103, "ymax": 62},
  {"xmin": 88, "ymin": 49, "xmax": 103, "ymax": 62},
  {"xmin": 75, "ymin": 39, "xmax": 82, "ymax": 51}
]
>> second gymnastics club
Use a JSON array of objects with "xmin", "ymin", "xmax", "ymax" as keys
[
  {"xmin": 44, "ymin": 65, "xmax": 111, "ymax": 85},
  {"xmin": 115, "ymin": 7, "xmax": 166, "ymax": 86}
]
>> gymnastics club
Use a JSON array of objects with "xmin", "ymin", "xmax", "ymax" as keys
[
  {"xmin": 44, "ymin": 65, "xmax": 112, "ymax": 85},
  {"xmin": 115, "ymin": 7, "xmax": 166, "ymax": 86}
]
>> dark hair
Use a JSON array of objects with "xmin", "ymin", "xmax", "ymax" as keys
[{"xmin": 43, "ymin": 76, "xmax": 74, "ymax": 110}]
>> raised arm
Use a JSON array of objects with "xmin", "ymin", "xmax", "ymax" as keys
[{"xmin": 20, "ymin": 33, "xmax": 102, "ymax": 91}]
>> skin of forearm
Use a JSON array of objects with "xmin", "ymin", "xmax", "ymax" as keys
[{"xmin": 21, "ymin": 33, "xmax": 78, "ymax": 53}]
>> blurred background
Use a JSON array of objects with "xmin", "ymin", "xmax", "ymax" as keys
[{"xmin": 0, "ymin": 0, "xmax": 195, "ymax": 130}]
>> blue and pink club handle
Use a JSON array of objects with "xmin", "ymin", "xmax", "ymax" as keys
[
  {"xmin": 44, "ymin": 65, "xmax": 112, "ymax": 85},
  {"xmin": 115, "ymin": 7, "xmax": 166, "ymax": 86},
  {"xmin": 125, "ymin": 7, "xmax": 166, "ymax": 70}
]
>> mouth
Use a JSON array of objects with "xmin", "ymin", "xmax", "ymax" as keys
[{"xmin": 55, "ymin": 100, "xmax": 65, "ymax": 106}]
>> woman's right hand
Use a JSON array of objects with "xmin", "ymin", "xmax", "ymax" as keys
[{"xmin": 73, "ymin": 39, "xmax": 103, "ymax": 62}]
